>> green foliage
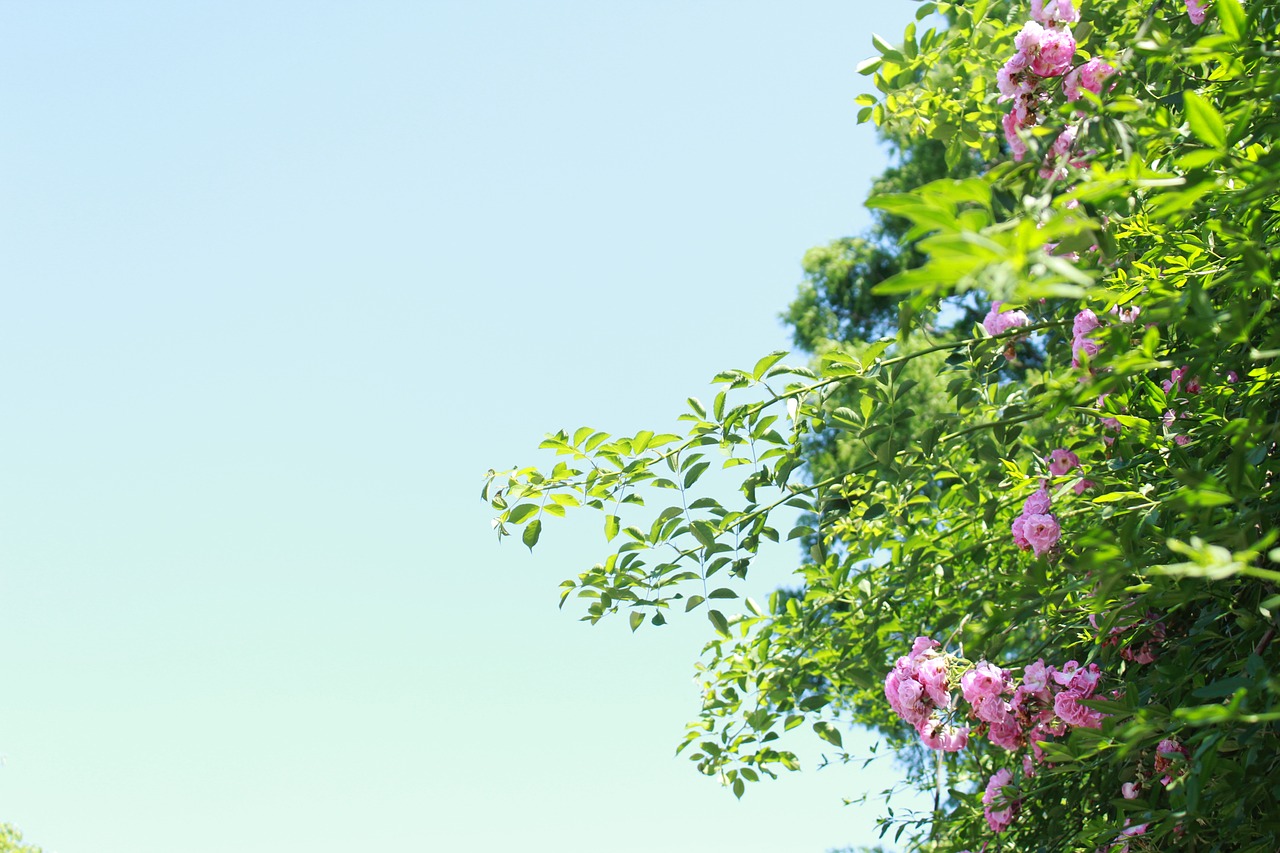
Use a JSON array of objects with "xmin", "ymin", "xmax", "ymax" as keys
[
  {"xmin": 487, "ymin": 0, "xmax": 1280, "ymax": 849},
  {"xmin": 0, "ymin": 825, "xmax": 43, "ymax": 853}
]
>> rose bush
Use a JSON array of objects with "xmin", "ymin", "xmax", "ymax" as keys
[{"xmin": 487, "ymin": 0, "xmax": 1280, "ymax": 849}]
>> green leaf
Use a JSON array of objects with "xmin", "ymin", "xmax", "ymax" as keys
[
  {"xmin": 1184, "ymin": 91, "xmax": 1226, "ymax": 149},
  {"xmin": 691, "ymin": 520, "xmax": 718, "ymax": 549},
  {"xmin": 752, "ymin": 350, "xmax": 788, "ymax": 380},
  {"xmin": 1217, "ymin": 0, "xmax": 1245, "ymax": 42},
  {"xmin": 708, "ymin": 587, "xmax": 738, "ymax": 599},
  {"xmin": 604, "ymin": 514, "xmax": 620, "ymax": 541},
  {"xmin": 708, "ymin": 609, "xmax": 730, "ymax": 637},
  {"xmin": 522, "ymin": 518, "xmax": 542, "ymax": 551},
  {"xmin": 506, "ymin": 503, "xmax": 539, "ymax": 525},
  {"xmin": 685, "ymin": 594, "xmax": 705, "ymax": 612},
  {"xmin": 629, "ymin": 611, "xmax": 644, "ymax": 632},
  {"xmin": 813, "ymin": 721, "xmax": 843, "ymax": 748}
]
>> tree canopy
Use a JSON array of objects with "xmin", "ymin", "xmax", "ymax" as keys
[{"xmin": 487, "ymin": 0, "xmax": 1280, "ymax": 849}]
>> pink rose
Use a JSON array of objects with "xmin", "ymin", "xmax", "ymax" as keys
[
  {"xmin": 983, "ymin": 768, "xmax": 1019, "ymax": 832},
  {"xmin": 1047, "ymin": 448, "xmax": 1079, "ymax": 476},
  {"xmin": 1011, "ymin": 515, "xmax": 1032, "ymax": 551},
  {"xmin": 1023, "ymin": 513, "xmax": 1061, "ymax": 556},
  {"xmin": 918, "ymin": 718, "xmax": 969, "ymax": 752},
  {"xmin": 1186, "ymin": 0, "xmax": 1209, "ymax": 25},
  {"xmin": 1064, "ymin": 58, "xmax": 1116, "ymax": 103},
  {"xmin": 1024, "ymin": 486, "xmax": 1052, "ymax": 515}
]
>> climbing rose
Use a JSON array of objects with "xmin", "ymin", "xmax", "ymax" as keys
[
  {"xmin": 1063, "ymin": 57, "xmax": 1115, "ymax": 102},
  {"xmin": 983, "ymin": 768, "xmax": 1019, "ymax": 832},
  {"xmin": 1024, "ymin": 486, "xmax": 1052, "ymax": 515},
  {"xmin": 1023, "ymin": 513, "xmax": 1061, "ymax": 556},
  {"xmin": 1186, "ymin": 0, "xmax": 1209, "ymax": 25},
  {"xmin": 983, "ymin": 301, "xmax": 1030, "ymax": 336},
  {"xmin": 1030, "ymin": 0, "xmax": 1079, "ymax": 25},
  {"xmin": 1011, "ymin": 515, "xmax": 1032, "ymax": 551},
  {"xmin": 1047, "ymin": 448, "xmax": 1079, "ymax": 476},
  {"xmin": 1014, "ymin": 22, "xmax": 1076, "ymax": 78},
  {"xmin": 918, "ymin": 718, "xmax": 969, "ymax": 752}
]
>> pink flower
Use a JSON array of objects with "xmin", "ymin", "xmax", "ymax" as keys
[
  {"xmin": 894, "ymin": 678, "xmax": 932, "ymax": 727},
  {"xmin": 1227, "ymin": 370, "xmax": 1239, "ymax": 383},
  {"xmin": 917, "ymin": 655, "xmax": 952, "ymax": 707},
  {"xmin": 1024, "ymin": 486, "xmax": 1052, "ymax": 515},
  {"xmin": 1072, "ymin": 478, "xmax": 1095, "ymax": 495},
  {"xmin": 1110, "ymin": 303, "xmax": 1140, "ymax": 324},
  {"xmin": 1003, "ymin": 111, "xmax": 1029, "ymax": 160},
  {"xmin": 1011, "ymin": 515, "xmax": 1032, "ymax": 551},
  {"xmin": 1047, "ymin": 448, "xmax": 1079, "ymax": 476},
  {"xmin": 1023, "ymin": 513, "xmax": 1061, "ymax": 556},
  {"xmin": 988, "ymin": 714, "xmax": 1025, "ymax": 751},
  {"xmin": 1186, "ymin": 0, "xmax": 1209, "ymax": 25},
  {"xmin": 1121, "ymin": 781, "xmax": 1142, "ymax": 799},
  {"xmin": 1053, "ymin": 690, "xmax": 1104, "ymax": 728},
  {"xmin": 909, "ymin": 636, "xmax": 940, "ymax": 660},
  {"xmin": 1063, "ymin": 58, "xmax": 1116, "ymax": 103},
  {"xmin": 918, "ymin": 718, "xmax": 969, "ymax": 751},
  {"xmin": 1027, "ymin": 25, "xmax": 1076, "ymax": 78},
  {"xmin": 1155, "ymin": 738, "xmax": 1189, "ymax": 785},
  {"xmin": 983, "ymin": 301, "xmax": 1030, "ymax": 336},
  {"xmin": 983, "ymin": 768, "xmax": 1019, "ymax": 832},
  {"xmin": 1072, "ymin": 309, "xmax": 1101, "ymax": 336},
  {"xmin": 962, "ymin": 662, "xmax": 1011, "ymax": 705},
  {"xmin": 1072, "ymin": 332, "xmax": 1101, "ymax": 366},
  {"xmin": 1031, "ymin": 0, "xmax": 1080, "ymax": 25},
  {"xmin": 1039, "ymin": 126, "xmax": 1081, "ymax": 180}
]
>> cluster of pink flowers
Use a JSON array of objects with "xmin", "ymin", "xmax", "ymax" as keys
[
  {"xmin": 1071, "ymin": 308, "xmax": 1103, "ymax": 367},
  {"xmin": 998, "ymin": 1, "xmax": 1118, "ymax": 178},
  {"xmin": 984, "ymin": 767, "xmax": 1020, "ymax": 832},
  {"xmin": 884, "ymin": 637, "xmax": 970, "ymax": 751},
  {"xmin": 885, "ymin": 640, "xmax": 1114, "ymax": 778},
  {"xmin": 1011, "ymin": 484, "xmax": 1062, "ymax": 556}
]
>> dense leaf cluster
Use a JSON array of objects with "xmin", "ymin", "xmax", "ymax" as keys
[{"xmin": 487, "ymin": 0, "xmax": 1280, "ymax": 849}]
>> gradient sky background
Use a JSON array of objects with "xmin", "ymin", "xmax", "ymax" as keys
[{"xmin": 0, "ymin": 2, "xmax": 931, "ymax": 850}]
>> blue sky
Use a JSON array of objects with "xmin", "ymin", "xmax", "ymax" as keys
[{"xmin": 0, "ymin": 2, "xmax": 927, "ymax": 850}]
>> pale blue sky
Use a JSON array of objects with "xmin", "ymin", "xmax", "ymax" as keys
[{"xmin": 0, "ymin": 2, "xmax": 926, "ymax": 851}]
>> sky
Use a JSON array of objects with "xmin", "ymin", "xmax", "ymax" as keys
[{"xmin": 0, "ymin": 2, "xmax": 929, "ymax": 851}]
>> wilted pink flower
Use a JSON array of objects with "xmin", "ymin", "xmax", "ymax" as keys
[
  {"xmin": 1156, "ymin": 738, "xmax": 1189, "ymax": 785},
  {"xmin": 1072, "ymin": 479, "xmax": 1095, "ymax": 495},
  {"xmin": 1047, "ymin": 448, "xmax": 1079, "ymax": 476},
  {"xmin": 1064, "ymin": 57, "xmax": 1116, "ymax": 103},
  {"xmin": 983, "ymin": 768, "xmax": 1019, "ymax": 832},
  {"xmin": 918, "ymin": 717, "xmax": 969, "ymax": 751},
  {"xmin": 1114, "ymin": 820, "xmax": 1150, "ymax": 853},
  {"xmin": 1024, "ymin": 485, "xmax": 1052, "ymax": 515},
  {"xmin": 1186, "ymin": 0, "xmax": 1209, "ymax": 25},
  {"xmin": 1023, "ymin": 513, "xmax": 1061, "ymax": 556}
]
